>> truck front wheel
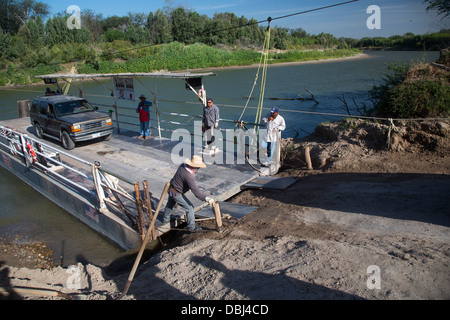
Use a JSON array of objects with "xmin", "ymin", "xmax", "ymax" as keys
[{"xmin": 61, "ymin": 131, "xmax": 75, "ymax": 150}]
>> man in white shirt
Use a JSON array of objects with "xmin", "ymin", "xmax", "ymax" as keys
[{"xmin": 261, "ymin": 107, "xmax": 286, "ymax": 166}]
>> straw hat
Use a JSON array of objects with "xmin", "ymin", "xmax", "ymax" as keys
[{"xmin": 185, "ymin": 155, "xmax": 206, "ymax": 168}]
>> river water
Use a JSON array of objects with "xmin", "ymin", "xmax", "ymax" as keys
[{"xmin": 0, "ymin": 51, "xmax": 440, "ymax": 267}]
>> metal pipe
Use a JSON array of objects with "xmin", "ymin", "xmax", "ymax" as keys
[
  {"xmin": 33, "ymin": 149, "xmax": 94, "ymax": 182},
  {"xmin": 98, "ymin": 167, "xmax": 135, "ymax": 186},
  {"xmin": 34, "ymin": 162, "xmax": 96, "ymax": 196}
]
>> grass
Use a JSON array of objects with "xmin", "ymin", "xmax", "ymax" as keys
[
  {"xmin": 78, "ymin": 42, "xmax": 361, "ymax": 74},
  {"xmin": 0, "ymin": 42, "xmax": 361, "ymax": 86}
]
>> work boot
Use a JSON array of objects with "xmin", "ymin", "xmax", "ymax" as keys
[{"xmin": 188, "ymin": 226, "xmax": 203, "ymax": 233}]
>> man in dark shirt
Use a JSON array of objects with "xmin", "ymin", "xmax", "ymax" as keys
[
  {"xmin": 203, "ymin": 98, "xmax": 220, "ymax": 150},
  {"xmin": 159, "ymin": 155, "xmax": 214, "ymax": 233}
]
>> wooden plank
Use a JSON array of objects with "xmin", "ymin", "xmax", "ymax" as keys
[{"xmin": 196, "ymin": 202, "xmax": 258, "ymax": 220}]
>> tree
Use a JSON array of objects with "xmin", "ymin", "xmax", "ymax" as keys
[
  {"xmin": 82, "ymin": 9, "xmax": 103, "ymax": 42},
  {"xmin": 16, "ymin": 0, "xmax": 50, "ymax": 23},
  {"xmin": 170, "ymin": 7, "xmax": 189, "ymax": 43},
  {"xmin": 0, "ymin": 0, "xmax": 22, "ymax": 34},
  {"xmin": 45, "ymin": 15, "xmax": 90, "ymax": 46},
  {"xmin": 0, "ymin": 0, "xmax": 49, "ymax": 34},
  {"xmin": 102, "ymin": 15, "xmax": 131, "ymax": 33},
  {"xmin": 17, "ymin": 15, "xmax": 44, "ymax": 47},
  {"xmin": 147, "ymin": 9, "xmax": 172, "ymax": 44},
  {"xmin": 128, "ymin": 12, "xmax": 146, "ymax": 28},
  {"xmin": 0, "ymin": 28, "xmax": 12, "ymax": 59},
  {"xmin": 273, "ymin": 28, "xmax": 289, "ymax": 50},
  {"xmin": 424, "ymin": 0, "xmax": 450, "ymax": 19},
  {"xmin": 127, "ymin": 25, "xmax": 149, "ymax": 44}
]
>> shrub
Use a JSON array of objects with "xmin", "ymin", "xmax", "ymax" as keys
[
  {"xmin": 371, "ymin": 62, "xmax": 450, "ymax": 118},
  {"xmin": 379, "ymin": 80, "xmax": 449, "ymax": 118}
]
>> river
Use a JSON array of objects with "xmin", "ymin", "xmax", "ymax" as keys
[{"xmin": 0, "ymin": 51, "xmax": 440, "ymax": 267}]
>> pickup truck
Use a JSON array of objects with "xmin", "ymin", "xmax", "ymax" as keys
[{"xmin": 30, "ymin": 95, "xmax": 113, "ymax": 150}]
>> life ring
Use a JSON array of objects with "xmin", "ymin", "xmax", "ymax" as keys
[{"xmin": 26, "ymin": 141, "xmax": 37, "ymax": 164}]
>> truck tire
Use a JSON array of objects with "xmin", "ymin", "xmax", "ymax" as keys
[
  {"xmin": 34, "ymin": 123, "xmax": 43, "ymax": 139},
  {"xmin": 61, "ymin": 131, "xmax": 75, "ymax": 150}
]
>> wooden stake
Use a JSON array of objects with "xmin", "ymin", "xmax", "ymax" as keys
[
  {"xmin": 304, "ymin": 146, "xmax": 313, "ymax": 170},
  {"xmin": 213, "ymin": 202, "xmax": 223, "ymax": 231},
  {"xmin": 134, "ymin": 182, "xmax": 145, "ymax": 241},
  {"xmin": 118, "ymin": 182, "xmax": 170, "ymax": 300},
  {"xmin": 143, "ymin": 180, "xmax": 157, "ymax": 241}
]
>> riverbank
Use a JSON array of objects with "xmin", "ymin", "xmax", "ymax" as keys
[
  {"xmin": 1, "ymin": 118, "xmax": 449, "ymax": 300},
  {"xmin": 190, "ymin": 52, "xmax": 372, "ymax": 72},
  {"xmin": 0, "ymin": 48, "xmax": 365, "ymax": 89}
]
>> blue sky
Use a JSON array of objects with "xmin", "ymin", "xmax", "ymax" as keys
[{"xmin": 44, "ymin": 0, "xmax": 446, "ymax": 39}]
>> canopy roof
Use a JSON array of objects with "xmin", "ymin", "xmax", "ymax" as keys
[{"xmin": 35, "ymin": 71, "xmax": 216, "ymax": 80}]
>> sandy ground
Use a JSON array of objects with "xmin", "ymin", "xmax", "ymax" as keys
[{"xmin": 1, "ymin": 118, "xmax": 449, "ymax": 301}]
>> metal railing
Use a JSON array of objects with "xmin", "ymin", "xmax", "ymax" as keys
[
  {"xmin": 0, "ymin": 125, "xmax": 96, "ymax": 195},
  {"xmin": 91, "ymin": 102, "xmax": 264, "ymax": 148},
  {"xmin": 0, "ymin": 124, "xmax": 150, "ymax": 236}
]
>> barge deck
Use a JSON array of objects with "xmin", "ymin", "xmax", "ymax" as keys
[{"xmin": 0, "ymin": 117, "xmax": 260, "ymax": 250}]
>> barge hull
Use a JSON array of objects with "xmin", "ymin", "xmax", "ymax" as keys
[{"xmin": 0, "ymin": 150, "xmax": 141, "ymax": 250}]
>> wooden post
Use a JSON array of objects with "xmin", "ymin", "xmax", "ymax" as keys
[
  {"xmin": 213, "ymin": 202, "xmax": 223, "ymax": 232},
  {"xmin": 304, "ymin": 146, "xmax": 313, "ymax": 170},
  {"xmin": 143, "ymin": 180, "xmax": 157, "ymax": 241},
  {"xmin": 17, "ymin": 100, "xmax": 30, "ymax": 118},
  {"xmin": 114, "ymin": 102, "xmax": 120, "ymax": 134},
  {"xmin": 119, "ymin": 182, "xmax": 170, "ymax": 300},
  {"xmin": 134, "ymin": 182, "xmax": 145, "ymax": 242}
]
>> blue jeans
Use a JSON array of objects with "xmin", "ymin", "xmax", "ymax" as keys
[
  {"xmin": 140, "ymin": 121, "xmax": 150, "ymax": 137},
  {"xmin": 261, "ymin": 140, "xmax": 276, "ymax": 164},
  {"xmin": 160, "ymin": 192, "xmax": 196, "ymax": 230}
]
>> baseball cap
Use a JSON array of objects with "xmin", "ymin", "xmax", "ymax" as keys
[{"xmin": 271, "ymin": 107, "xmax": 279, "ymax": 113}]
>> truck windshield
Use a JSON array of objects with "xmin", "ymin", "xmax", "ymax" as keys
[{"xmin": 55, "ymin": 100, "xmax": 95, "ymax": 116}]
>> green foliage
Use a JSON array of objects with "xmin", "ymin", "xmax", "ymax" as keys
[
  {"xmin": 355, "ymin": 30, "xmax": 450, "ymax": 50},
  {"xmin": 103, "ymin": 29, "xmax": 127, "ymax": 42},
  {"xmin": 375, "ymin": 80, "xmax": 449, "ymax": 118},
  {"xmin": 270, "ymin": 48, "xmax": 361, "ymax": 64},
  {"xmin": 370, "ymin": 63, "xmax": 450, "ymax": 118},
  {"xmin": 424, "ymin": 0, "xmax": 450, "ymax": 19},
  {"xmin": 77, "ymin": 42, "xmax": 360, "ymax": 75},
  {"xmin": 3, "ymin": 2, "xmax": 446, "ymax": 89}
]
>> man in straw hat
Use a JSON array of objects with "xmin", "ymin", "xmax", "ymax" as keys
[{"xmin": 159, "ymin": 155, "xmax": 215, "ymax": 233}]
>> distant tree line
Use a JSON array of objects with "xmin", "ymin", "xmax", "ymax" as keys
[
  {"xmin": 0, "ymin": 0, "xmax": 449, "ymax": 86},
  {"xmin": 0, "ymin": 2, "xmax": 351, "ymax": 50}
]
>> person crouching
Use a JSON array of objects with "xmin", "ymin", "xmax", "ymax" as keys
[{"xmin": 159, "ymin": 155, "xmax": 215, "ymax": 233}]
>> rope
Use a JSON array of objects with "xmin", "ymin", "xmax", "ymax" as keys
[
  {"xmin": 237, "ymin": 49, "xmax": 264, "ymax": 124},
  {"xmin": 254, "ymin": 25, "xmax": 271, "ymax": 134}
]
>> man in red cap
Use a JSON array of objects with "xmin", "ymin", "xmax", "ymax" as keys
[
  {"xmin": 136, "ymin": 94, "xmax": 152, "ymax": 140},
  {"xmin": 261, "ymin": 107, "xmax": 286, "ymax": 166}
]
